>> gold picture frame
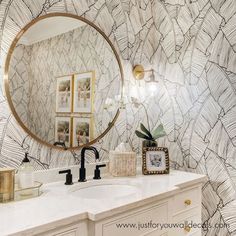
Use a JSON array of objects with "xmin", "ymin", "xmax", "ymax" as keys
[
  {"xmin": 54, "ymin": 70, "xmax": 95, "ymax": 148},
  {"xmin": 72, "ymin": 116, "xmax": 94, "ymax": 147},
  {"xmin": 73, "ymin": 71, "xmax": 95, "ymax": 113},
  {"xmin": 56, "ymin": 75, "xmax": 73, "ymax": 113},
  {"xmin": 142, "ymin": 147, "xmax": 170, "ymax": 175},
  {"xmin": 55, "ymin": 117, "xmax": 72, "ymax": 148}
]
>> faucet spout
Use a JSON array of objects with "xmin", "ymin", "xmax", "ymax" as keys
[{"xmin": 79, "ymin": 146, "xmax": 100, "ymax": 182}]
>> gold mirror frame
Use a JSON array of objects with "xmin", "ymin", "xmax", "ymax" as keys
[{"xmin": 4, "ymin": 13, "xmax": 124, "ymax": 151}]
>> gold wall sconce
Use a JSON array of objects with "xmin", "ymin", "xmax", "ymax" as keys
[
  {"xmin": 133, "ymin": 64, "xmax": 158, "ymax": 83},
  {"xmin": 133, "ymin": 65, "xmax": 151, "ymax": 80},
  {"xmin": 132, "ymin": 65, "xmax": 159, "ymax": 94},
  {"xmin": 132, "ymin": 65, "xmax": 157, "ymax": 82}
]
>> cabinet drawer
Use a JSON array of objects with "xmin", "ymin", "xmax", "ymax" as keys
[
  {"xmin": 101, "ymin": 203, "xmax": 168, "ymax": 236},
  {"xmin": 39, "ymin": 225, "xmax": 80, "ymax": 236},
  {"xmin": 173, "ymin": 187, "xmax": 201, "ymax": 215},
  {"xmin": 171, "ymin": 213, "xmax": 201, "ymax": 236},
  {"xmin": 54, "ymin": 229, "xmax": 78, "ymax": 236},
  {"xmin": 143, "ymin": 230, "xmax": 169, "ymax": 236}
]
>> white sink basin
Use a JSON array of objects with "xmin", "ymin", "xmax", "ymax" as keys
[{"xmin": 70, "ymin": 183, "xmax": 140, "ymax": 199}]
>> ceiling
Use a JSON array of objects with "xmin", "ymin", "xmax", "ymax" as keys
[{"xmin": 19, "ymin": 16, "xmax": 85, "ymax": 45}]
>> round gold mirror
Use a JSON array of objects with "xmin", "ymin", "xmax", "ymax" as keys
[{"xmin": 4, "ymin": 13, "xmax": 123, "ymax": 150}]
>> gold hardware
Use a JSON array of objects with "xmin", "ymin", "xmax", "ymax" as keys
[
  {"xmin": 132, "ymin": 65, "xmax": 154, "ymax": 80},
  {"xmin": 184, "ymin": 226, "xmax": 191, "ymax": 232},
  {"xmin": 184, "ymin": 199, "xmax": 192, "ymax": 205},
  {"xmin": 133, "ymin": 65, "xmax": 145, "ymax": 80}
]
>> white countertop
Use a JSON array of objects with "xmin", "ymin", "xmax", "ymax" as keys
[{"xmin": 0, "ymin": 170, "xmax": 207, "ymax": 236}]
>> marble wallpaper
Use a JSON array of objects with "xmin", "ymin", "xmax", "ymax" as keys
[
  {"xmin": 9, "ymin": 24, "xmax": 120, "ymax": 144},
  {"xmin": 0, "ymin": 0, "xmax": 236, "ymax": 235}
]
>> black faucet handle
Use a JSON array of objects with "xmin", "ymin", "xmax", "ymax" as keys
[
  {"xmin": 97, "ymin": 164, "xmax": 106, "ymax": 168},
  {"xmin": 59, "ymin": 169, "xmax": 73, "ymax": 185},
  {"xmin": 93, "ymin": 164, "xmax": 106, "ymax": 180}
]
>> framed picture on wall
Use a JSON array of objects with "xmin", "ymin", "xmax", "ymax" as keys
[
  {"xmin": 56, "ymin": 75, "xmax": 72, "ymax": 113},
  {"xmin": 55, "ymin": 117, "xmax": 71, "ymax": 148},
  {"xmin": 72, "ymin": 117, "xmax": 93, "ymax": 146},
  {"xmin": 142, "ymin": 147, "xmax": 169, "ymax": 175},
  {"xmin": 73, "ymin": 71, "xmax": 95, "ymax": 113}
]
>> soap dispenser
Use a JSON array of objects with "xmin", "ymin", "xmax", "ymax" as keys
[{"xmin": 18, "ymin": 153, "xmax": 34, "ymax": 189}]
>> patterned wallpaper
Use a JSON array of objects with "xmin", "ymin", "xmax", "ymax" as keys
[
  {"xmin": 9, "ymin": 24, "xmax": 120, "ymax": 143},
  {"xmin": 0, "ymin": 0, "xmax": 236, "ymax": 235}
]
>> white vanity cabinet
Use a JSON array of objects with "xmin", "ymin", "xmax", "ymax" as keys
[
  {"xmin": 34, "ymin": 184, "xmax": 202, "ymax": 236},
  {"xmin": 89, "ymin": 184, "xmax": 202, "ymax": 236},
  {"xmin": 44, "ymin": 227, "xmax": 79, "ymax": 236},
  {"xmin": 36, "ymin": 221, "xmax": 87, "ymax": 236},
  {"xmin": 93, "ymin": 201, "xmax": 169, "ymax": 236},
  {"xmin": 1, "ymin": 171, "xmax": 206, "ymax": 236}
]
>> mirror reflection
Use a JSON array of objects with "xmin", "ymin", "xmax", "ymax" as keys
[{"xmin": 7, "ymin": 15, "xmax": 122, "ymax": 149}]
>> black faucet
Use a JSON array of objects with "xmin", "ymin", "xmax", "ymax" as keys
[{"xmin": 79, "ymin": 146, "xmax": 99, "ymax": 182}]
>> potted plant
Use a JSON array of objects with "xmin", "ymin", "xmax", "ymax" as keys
[
  {"xmin": 131, "ymin": 97, "xmax": 166, "ymax": 148},
  {"xmin": 135, "ymin": 123, "xmax": 166, "ymax": 148}
]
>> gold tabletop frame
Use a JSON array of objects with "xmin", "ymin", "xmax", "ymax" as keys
[{"xmin": 4, "ymin": 13, "xmax": 124, "ymax": 151}]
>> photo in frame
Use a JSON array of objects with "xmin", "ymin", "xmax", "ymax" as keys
[
  {"xmin": 55, "ymin": 117, "xmax": 71, "ymax": 148},
  {"xmin": 142, "ymin": 147, "xmax": 169, "ymax": 175},
  {"xmin": 72, "ymin": 117, "xmax": 93, "ymax": 146},
  {"xmin": 56, "ymin": 75, "xmax": 72, "ymax": 113},
  {"xmin": 73, "ymin": 71, "xmax": 95, "ymax": 113}
]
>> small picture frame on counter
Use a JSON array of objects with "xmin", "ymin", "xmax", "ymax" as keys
[{"xmin": 142, "ymin": 147, "xmax": 169, "ymax": 175}]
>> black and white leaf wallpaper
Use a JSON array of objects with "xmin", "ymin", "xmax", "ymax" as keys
[{"xmin": 0, "ymin": 0, "xmax": 236, "ymax": 235}]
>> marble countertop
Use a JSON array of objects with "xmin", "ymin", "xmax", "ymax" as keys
[{"xmin": 0, "ymin": 170, "xmax": 207, "ymax": 236}]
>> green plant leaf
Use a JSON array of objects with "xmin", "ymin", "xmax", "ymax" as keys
[
  {"xmin": 152, "ymin": 124, "xmax": 166, "ymax": 140},
  {"xmin": 140, "ymin": 123, "xmax": 153, "ymax": 139},
  {"xmin": 135, "ymin": 130, "xmax": 152, "ymax": 140}
]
